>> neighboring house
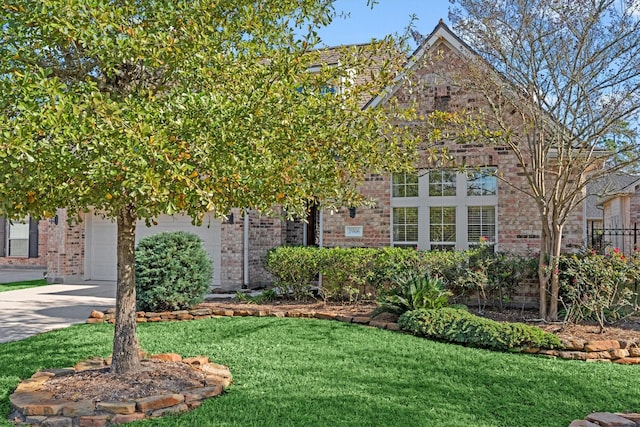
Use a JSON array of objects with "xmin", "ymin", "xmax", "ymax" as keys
[
  {"xmin": 0, "ymin": 21, "xmax": 590, "ymax": 288},
  {"xmin": 586, "ymin": 173, "xmax": 640, "ymax": 252}
]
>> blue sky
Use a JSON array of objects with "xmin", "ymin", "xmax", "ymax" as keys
[{"xmin": 316, "ymin": 0, "xmax": 452, "ymax": 47}]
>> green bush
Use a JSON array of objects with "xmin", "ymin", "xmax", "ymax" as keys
[
  {"xmin": 135, "ymin": 231, "xmax": 212, "ymax": 311},
  {"xmin": 264, "ymin": 246, "xmax": 321, "ymax": 300},
  {"xmin": 320, "ymin": 247, "xmax": 378, "ymax": 302},
  {"xmin": 398, "ymin": 308, "xmax": 562, "ymax": 351},
  {"xmin": 376, "ymin": 274, "xmax": 451, "ymax": 315},
  {"xmin": 559, "ymin": 250, "xmax": 640, "ymax": 331},
  {"xmin": 369, "ymin": 247, "xmax": 426, "ymax": 290}
]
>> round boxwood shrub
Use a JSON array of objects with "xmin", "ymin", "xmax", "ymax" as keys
[{"xmin": 135, "ymin": 231, "xmax": 212, "ymax": 311}]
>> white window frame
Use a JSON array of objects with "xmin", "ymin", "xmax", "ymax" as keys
[
  {"xmin": 390, "ymin": 169, "xmax": 498, "ymax": 250},
  {"xmin": 7, "ymin": 217, "xmax": 30, "ymax": 257}
]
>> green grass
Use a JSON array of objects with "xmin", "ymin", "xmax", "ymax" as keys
[
  {"xmin": 0, "ymin": 279, "xmax": 47, "ymax": 292},
  {"xmin": 1, "ymin": 318, "xmax": 639, "ymax": 426}
]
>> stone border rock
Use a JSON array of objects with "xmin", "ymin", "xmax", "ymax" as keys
[
  {"xmin": 569, "ymin": 412, "xmax": 640, "ymax": 426},
  {"xmin": 8, "ymin": 354, "xmax": 232, "ymax": 427},
  {"xmin": 88, "ymin": 306, "xmax": 640, "ymax": 365}
]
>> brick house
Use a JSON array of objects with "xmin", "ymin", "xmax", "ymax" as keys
[{"xmin": 0, "ymin": 21, "xmax": 587, "ymax": 288}]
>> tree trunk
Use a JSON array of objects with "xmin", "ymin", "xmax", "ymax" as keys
[
  {"xmin": 537, "ymin": 245, "xmax": 547, "ymax": 320},
  {"xmin": 111, "ymin": 203, "xmax": 142, "ymax": 374},
  {"xmin": 547, "ymin": 226, "xmax": 563, "ymax": 321}
]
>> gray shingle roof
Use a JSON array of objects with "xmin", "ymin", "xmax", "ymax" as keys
[{"xmin": 585, "ymin": 173, "xmax": 640, "ymax": 219}]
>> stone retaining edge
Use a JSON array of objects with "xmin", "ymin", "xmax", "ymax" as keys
[{"xmin": 8, "ymin": 354, "xmax": 232, "ymax": 427}]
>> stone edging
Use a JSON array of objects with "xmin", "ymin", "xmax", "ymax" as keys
[
  {"xmin": 569, "ymin": 412, "xmax": 640, "ymax": 426},
  {"xmin": 88, "ymin": 306, "xmax": 640, "ymax": 365},
  {"xmin": 9, "ymin": 354, "xmax": 232, "ymax": 427}
]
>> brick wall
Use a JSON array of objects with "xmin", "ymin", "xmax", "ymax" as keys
[
  {"xmin": 323, "ymin": 174, "xmax": 391, "ymax": 248},
  {"xmin": 220, "ymin": 209, "xmax": 244, "ymax": 289},
  {"xmin": 45, "ymin": 209, "xmax": 85, "ymax": 282}
]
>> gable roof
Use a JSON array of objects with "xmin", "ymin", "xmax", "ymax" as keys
[{"xmin": 364, "ymin": 20, "xmax": 475, "ymax": 110}]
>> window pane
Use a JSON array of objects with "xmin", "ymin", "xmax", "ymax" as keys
[
  {"xmin": 428, "ymin": 169, "xmax": 456, "ymax": 197},
  {"xmin": 8, "ymin": 219, "xmax": 29, "ymax": 257},
  {"xmin": 406, "ymin": 225, "xmax": 419, "ymax": 241},
  {"xmin": 431, "ymin": 244, "xmax": 455, "ymax": 251},
  {"xmin": 9, "ymin": 240, "xmax": 28, "ymax": 257},
  {"xmin": 467, "ymin": 168, "xmax": 497, "ymax": 196},
  {"xmin": 429, "ymin": 206, "xmax": 456, "ymax": 245},
  {"xmin": 392, "ymin": 172, "xmax": 418, "ymax": 198},
  {"xmin": 468, "ymin": 206, "xmax": 496, "ymax": 244},
  {"xmin": 393, "ymin": 207, "xmax": 419, "ymax": 244}
]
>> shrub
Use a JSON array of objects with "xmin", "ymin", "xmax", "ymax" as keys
[
  {"xmin": 264, "ymin": 246, "xmax": 320, "ymax": 300},
  {"xmin": 320, "ymin": 247, "xmax": 377, "ymax": 302},
  {"xmin": 376, "ymin": 274, "xmax": 451, "ymax": 315},
  {"xmin": 452, "ymin": 247, "xmax": 537, "ymax": 311},
  {"xmin": 398, "ymin": 308, "xmax": 562, "ymax": 351},
  {"xmin": 369, "ymin": 247, "xmax": 426, "ymax": 290},
  {"xmin": 135, "ymin": 231, "xmax": 212, "ymax": 311},
  {"xmin": 559, "ymin": 250, "xmax": 640, "ymax": 331}
]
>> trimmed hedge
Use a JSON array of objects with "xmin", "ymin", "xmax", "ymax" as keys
[
  {"xmin": 265, "ymin": 246, "xmax": 477, "ymax": 301},
  {"xmin": 398, "ymin": 308, "xmax": 562, "ymax": 351},
  {"xmin": 265, "ymin": 246, "xmax": 322, "ymax": 300},
  {"xmin": 135, "ymin": 231, "xmax": 212, "ymax": 311}
]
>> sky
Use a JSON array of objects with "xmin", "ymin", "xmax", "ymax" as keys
[{"xmin": 315, "ymin": 0, "xmax": 452, "ymax": 47}]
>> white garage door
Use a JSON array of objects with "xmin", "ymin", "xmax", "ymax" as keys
[{"xmin": 85, "ymin": 211, "xmax": 222, "ymax": 286}]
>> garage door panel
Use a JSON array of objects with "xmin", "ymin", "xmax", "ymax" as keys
[{"xmin": 87, "ymin": 212, "xmax": 221, "ymax": 285}]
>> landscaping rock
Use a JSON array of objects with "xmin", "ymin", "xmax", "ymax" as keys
[
  {"xmin": 585, "ymin": 412, "xmax": 636, "ymax": 426},
  {"xmin": 136, "ymin": 394, "xmax": 184, "ymax": 413},
  {"xmin": 9, "ymin": 355, "xmax": 232, "ymax": 427},
  {"xmin": 584, "ymin": 340, "xmax": 620, "ymax": 352}
]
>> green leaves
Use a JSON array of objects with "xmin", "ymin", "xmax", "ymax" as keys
[{"xmin": 0, "ymin": 0, "xmax": 418, "ymax": 224}]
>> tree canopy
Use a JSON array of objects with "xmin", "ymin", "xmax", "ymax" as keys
[
  {"xmin": 448, "ymin": 0, "xmax": 640, "ymax": 319},
  {"xmin": 0, "ymin": 0, "xmax": 419, "ymax": 373}
]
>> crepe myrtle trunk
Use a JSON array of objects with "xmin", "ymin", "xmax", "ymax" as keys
[{"xmin": 111, "ymin": 203, "xmax": 142, "ymax": 374}]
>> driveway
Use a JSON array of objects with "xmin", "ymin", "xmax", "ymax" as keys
[{"xmin": 0, "ymin": 281, "xmax": 116, "ymax": 343}]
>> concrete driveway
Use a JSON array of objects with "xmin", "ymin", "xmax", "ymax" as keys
[{"xmin": 0, "ymin": 281, "xmax": 116, "ymax": 343}]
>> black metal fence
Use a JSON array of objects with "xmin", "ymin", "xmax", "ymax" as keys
[{"xmin": 588, "ymin": 223, "xmax": 638, "ymax": 254}]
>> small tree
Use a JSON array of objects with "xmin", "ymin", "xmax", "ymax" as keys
[
  {"xmin": 0, "ymin": 1, "xmax": 419, "ymax": 373},
  {"xmin": 448, "ymin": 0, "xmax": 640, "ymax": 320}
]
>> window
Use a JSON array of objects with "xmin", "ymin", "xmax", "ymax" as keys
[
  {"xmin": 429, "ymin": 207, "xmax": 456, "ymax": 250},
  {"xmin": 467, "ymin": 169, "xmax": 497, "ymax": 196},
  {"xmin": 8, "ymin": 219, "xmax": 29, "ymax": 257},
  {"xmin": 392, "ymin": 207, "xmax": 418, "ymax": 247},
  {"xmin": 428, "ymin": 169, "xmax": 456, "ymax": 196},
  {"xmin": 0, "ymin": 216, "xmax": 38, "ymax": 258},
  {"xmin": 468, "ymin": 206, "xmax": 496, "ymax": 244},
  {"xmin": 392, "ymin": 172, "xmax": 418, "ymax": 197},
  {"xmin": 390, "ymin": 167, "xmax": 498, "ymax": 250}
]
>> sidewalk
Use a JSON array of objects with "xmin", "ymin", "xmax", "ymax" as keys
[{"xmin": 0, "ymin": 281, "xmax": 116, "ymax": 343}]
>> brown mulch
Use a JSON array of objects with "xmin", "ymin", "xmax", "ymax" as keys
[
  {"xmin": 200, "ymin": 299, "xmax": 640, "ymax": 343},
  {"xmin": 40, "ymin": 360, "xmax": 206, "ymax": 402}
]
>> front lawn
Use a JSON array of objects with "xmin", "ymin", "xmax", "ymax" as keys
[
  {"xmin": 1, "ymin": 317, "xmax": 639, "ymax": 427},
  {"xmin": 0, "ymin": 279, "xmax": 47, "ymax": 293}
]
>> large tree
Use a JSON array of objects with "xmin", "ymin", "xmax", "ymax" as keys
[
  {"xmin": 448, "ymin": 0, "xmax": 640, "ymax": 320},
  {"xmin": 0, "ymin": 0, "xmax": 418, "ymax": 374}
]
